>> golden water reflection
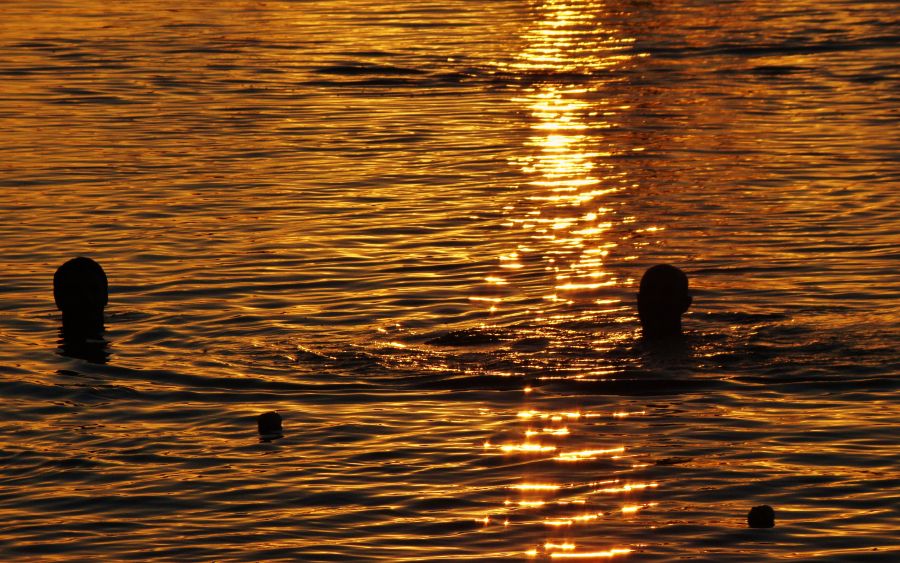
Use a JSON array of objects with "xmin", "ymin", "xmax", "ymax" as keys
[
  {"xmin": 481, "ymin": 0, "xmax": 654, "ymax": 331},
  {"xmin": 480, "ymin": 402, "xmax": 656, "ymax": 558},
  {"xmin": 484, "ymin": 1, "xmax": 659, "ymax": 557}
]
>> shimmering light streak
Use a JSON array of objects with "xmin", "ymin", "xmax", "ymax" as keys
[
  {"xmin": 556, "ymin": 281, "xmax": 616, "ymax": 290},
  {"xmin": 518, "ymin": 410, "xmax": 583, "ymax": 420},
  {"xmin": 556, "ymin": 446, "xmax": 625, "ymax": 461},
  {"xmin": 546, "ymin": 542, "xmax": 576, "ymax": 551},
  {"xmin": 544, "ymin": 511, "xmax": 606, "ymax": 527},
  {"xmin": 501, "ymin": 442, "xmax": 558, "ymax": 453},
  {"xmin": 586, "ymin": 480, "xmax": 619, "ymax": 487},
  {"xmin": 596, "ymin": 482, "xmax": 658, "ymax": 494},
  {"xmin": 572, "ymin": 512, "xmax": 602, "ymax": 522},
  {"xmin": 621, "ymin": 502, "xmax": 658, "ymax": 515},
  {"xmin": 550, "ymin": 548, "xmax": 632, "ymax": 559},
  {"xmin": 510, "ymin": 483, "xmax": 561, "ymax": 491},
  {"xmin": 525, "ymin": 427, "xmax": 570, "ymax": 436},
  {"xmin": 506, "ymin": 499, "xmax": 548, "ymax": 508}
]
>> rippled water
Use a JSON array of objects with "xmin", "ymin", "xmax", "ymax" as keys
[{"xmin": 1, "ymin": 1, "xmax": 898, "ymax": 560}]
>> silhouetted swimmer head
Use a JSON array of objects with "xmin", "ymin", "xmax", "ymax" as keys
[
  {"xmin": 257, "ymin": 411, "xmax": 283, "ymax": 441},
  {"xmin": 54, "ymin": 257, "xmax": 108, "ymax": 337},
  {"xmin": 748, "ymin": 505, "xmax": 775, "ymax": 528},
  {"xmin": 637, "ymin": 264, "xmax": 692, "ymax": 340}
]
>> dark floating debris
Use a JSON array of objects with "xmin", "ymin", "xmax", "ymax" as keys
[
  {"xmin": 257, "ymin": 411, "xmax": 283, "ymax": 441},
  {"xmin": 748, "ymin": 505, "xmax": 775, "ymax": 528}
]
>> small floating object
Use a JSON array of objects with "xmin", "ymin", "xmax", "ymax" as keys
[
  {"xmin": 748, "ymin": 505, "xmax": 775, "ymax": 528},
  {"xmin": 257, "ymin": 411, "xmax": 283, "ymax": 440}
]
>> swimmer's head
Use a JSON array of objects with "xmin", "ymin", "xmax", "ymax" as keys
[
  {"xmin": 637, "ymin": 264, "xmax": 692, "ymax": 340},
  {"xmin": 54, "ymin": 257, "xmax": 108, "ymax": 332}
]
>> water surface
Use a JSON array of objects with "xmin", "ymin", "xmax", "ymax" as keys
[{"xmin": 1, "ymin": 0, "xmax": 898, "ymax": 560}]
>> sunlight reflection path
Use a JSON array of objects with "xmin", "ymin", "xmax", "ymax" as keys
[
  {"xmin": 480, "ymin": 0, "xmax": 654, "ymax": 332},
  {"xmin": 480, "ymin": 403, "xmax": 656, "ymax": 559},
  {"xmin": 480, "ymin": 0, "xmax": 660, "ymax": 558}
]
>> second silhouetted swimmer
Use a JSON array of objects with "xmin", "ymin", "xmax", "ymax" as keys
[
  {"xmin": 637, "ymin": 264, "xmax": 692, "ymax": 340},
  {"xmin": 54, "ymin": 257, "xmax": 108, "ymax": 336}
]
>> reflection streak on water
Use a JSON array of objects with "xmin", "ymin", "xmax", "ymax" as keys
[
  {"xmin": 548, "ymin": 548, "xmax": 633, "ymax": 559},
  {"xmin": 483, "ymin": 0, "xmax": 652, "ymax": 341},
  {"xmin": 483, "ymin": 400, "xmax": 651, "ymax": 558},
  {"xmin": 490, "ymin": 0, "xmax": 659, "ymax": 509}
]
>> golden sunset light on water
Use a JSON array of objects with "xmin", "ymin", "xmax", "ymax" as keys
[{"xmin": 0, "ymin": 0, "xmax": 897, "ymax": 560}]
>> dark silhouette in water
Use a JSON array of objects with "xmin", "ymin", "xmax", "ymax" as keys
[
  {"xmin": 54, "ymin": 256, "xmax": 108, "ymax": 332},
  {"xmin": 748, "ymin": 505, "xmax": 775, "ymax": 528},
  {"xmin": 54, "ymin": 257, "xmax": 109, "ymax": 362},
  {"xmin": 57, "ymin": 330, "xmax": 110, "ymax": 364},
  {"xmin": 637, "ymin": 264, "xmax": 692, "ymax": 340},
  {"xmin": 258, "ymin": 411, "xmax": 283, "ymax": 442}
]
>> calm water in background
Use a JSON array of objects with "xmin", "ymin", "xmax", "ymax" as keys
[{"xmin": 1, "ymin": 0, "xmax": 898, "ymax": 560}]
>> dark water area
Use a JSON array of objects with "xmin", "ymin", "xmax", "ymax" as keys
[{"xmin": 1, "ymin": 1, "xmax": 898, "ymax": 560}]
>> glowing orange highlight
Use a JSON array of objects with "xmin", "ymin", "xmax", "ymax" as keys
[
  {"xmin": 501, "ymin": 443, "xmax": 557, "ymax": 453},
  {"xmin": 556, "ymin": 446, "xmax": 625, "ymax": 461},
  {"xmin": 506, "ymin": 500, "xmax": 547, "ymax": 508},
  {"xmin": 621, "ymin": 502, "xmax": 657, "ymax": 515},
  {"xmin": 510, "ymin": 483, "xmax": 561, "ymax": 491},
  {"xmin": 550, "ymin": 548, "xmax": 632, "ymax": 559},
  {"xmin": 597, "ymin": 482, "xmax": 658, "ymax": 494},
  {"xmin": 545, "ymin": 542, "xmax": 576, "ymax": 551}
]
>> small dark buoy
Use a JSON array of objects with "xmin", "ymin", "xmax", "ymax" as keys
[
  {"xmin": 748, "ymin": 505, "xmax": 775, "ymax": 528},
  {"xmin": 257, "ymin": 411, "xmax": 283, "ymax": 437}
]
